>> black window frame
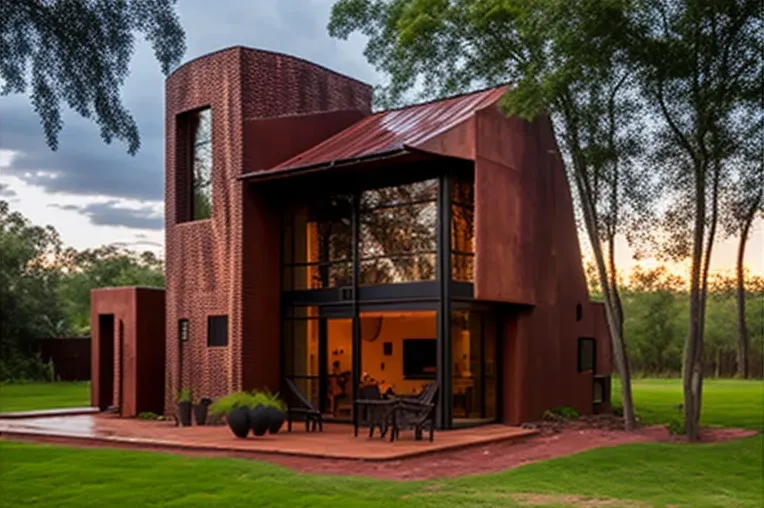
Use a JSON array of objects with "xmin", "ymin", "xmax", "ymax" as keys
[{"xmin": 207, "ymin": 315, "xmax": 228, "ymax": 347}]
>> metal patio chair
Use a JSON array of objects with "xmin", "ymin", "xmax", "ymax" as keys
[{"xmin": 283, "ymin": 378, "xmax": 323, "ymax": 432}]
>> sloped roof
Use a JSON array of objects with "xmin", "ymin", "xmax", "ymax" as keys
[{"xmin": 259, "ymin": 85, "xmax": 509, "ymax": 175}]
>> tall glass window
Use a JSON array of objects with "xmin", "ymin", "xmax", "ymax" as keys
[
  {"xmin": 282, "ymin": 195, "xmax": 353, "ymax": 290},
  {"xmin": 451, "ymin": 176, "xmax": 475, "ymax": 281},
  {"xmin": 189, "ymin": 108, "xmax": 212, "ymax": 220},
  {"xmin": 359, "ymin": 179, "xmax": 438, "ymax": 285}
]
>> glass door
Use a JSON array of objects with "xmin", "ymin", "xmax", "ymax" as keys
[{"xmin": 283, "ymin": 306, "xmax": 354, "ymax": 421}]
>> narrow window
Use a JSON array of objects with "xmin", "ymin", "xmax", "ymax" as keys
[
  {"xmin": 578, "ymin": 337, "xmax": 596, "ymax": 372},
  {"xmin": 178, "ymin": 319, "xmax": 189, "ymax": 342},
  {"xmin": 178, "ymin": 107, "xmax": 212, "ymax": 222},
  {"xmin": 576, "ymin": 303, "xmax": 583, "ymax": 322},
  {"xmin": 207, "ymin": 315, "xmax": 228, "ymax": 347}
]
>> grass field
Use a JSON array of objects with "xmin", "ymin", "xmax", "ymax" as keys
[
  {"xmin": 613, "ymin": 378, "xmax": 764, "ymax": 429},
  {"xmin": 0, "ymin": 381, "xmax": 90, "ymax": 413},
  {"xmin": 0, "ymin": 379, "xmax": 761, "ymax": 507},
  {"xmin": 0, "ymin": 382, "xmax": 90, "ymax": 413}
]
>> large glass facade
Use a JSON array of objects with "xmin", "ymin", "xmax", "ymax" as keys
[
  {"xmin": 282, "ymin": 195, "xmax": 353, "ymax": 290},
  {"xmin": 280, "ymin": 171, "xmax": 499, "ymax": 429},
  {"xmin": 359, "ymin": 179, "xmax": 438, "ymax": 285}
]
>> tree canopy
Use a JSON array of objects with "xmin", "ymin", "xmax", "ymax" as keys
[{"xmin": 1, "ymin": 0, "xmax": 186, "ymax": 154}]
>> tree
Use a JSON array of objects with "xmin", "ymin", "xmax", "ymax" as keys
[
  {"xmin": 0, "ymin": 200, "xmax": 66, "ymax": 380},
  {"xmin": 0, "ymin": 0, "xmax": 186, "ymax": 154},
  {"xmin": 720, "ymin": 113, "xmax": 763, "ymax": 378},
  {"xmin": 58, "ymin": 244, "xmax": 164, "ymax": 335},
  {"xmin": 328, "ymin": 0, "xmax": 651, "ymax": 429},
  {"xmin": 626, "ymin": 0, "xmax": 762, "ymax": 439}
]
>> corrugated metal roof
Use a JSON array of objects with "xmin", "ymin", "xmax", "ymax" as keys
[{"xmin": 266, "ymin": 85, "xmax": 509, "ymax": 173}]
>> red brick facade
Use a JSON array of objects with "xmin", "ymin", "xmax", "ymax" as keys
[{"xmin": 163, "ymin": 47, "xmax": 372, "ymax": 412}]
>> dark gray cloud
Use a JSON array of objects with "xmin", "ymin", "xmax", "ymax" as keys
[
  {"xmin": 50, "ymin": 201, "xmax": 164, "ymax": 230},
  {"xmin": 0, "ymin": 1, "xmax": 377, "ymax": 228},
  {"xmin": 0, "ymin": 183, "xmax": 17, "ymax": 198}
]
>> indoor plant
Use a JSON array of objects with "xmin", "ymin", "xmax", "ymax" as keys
[{"xmin": 177, "ymin": 388, "xmax": 193, "ymax": 427}]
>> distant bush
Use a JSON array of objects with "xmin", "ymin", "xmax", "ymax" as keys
[
  {"xmin": 666, "ymin": 417, "xmax": 684, "ymax": 435},
  {"xmin": 546, "ymin": 406, "xmax": 580, "ymax": 420},
  {"xmin": 0, "ymin": 353, "xmax": 55, "ymax": 383}
]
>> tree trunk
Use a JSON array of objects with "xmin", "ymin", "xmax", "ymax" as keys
[
  {"xmin": 684, "ymin": 165, "xmax": 707, "ymax": 442},
  {"xmin": 735, "ymin": 191, "xmax": 759, "ymax": 378},
  {"xmin": 573, "ymin": 162, "xmax": 636, "ymax": 430}
]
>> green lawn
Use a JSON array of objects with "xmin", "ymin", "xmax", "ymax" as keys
[
  {"xmin": 613, "ymin": 378, "xmax": 764, "ymax": 429},
  {"xmin": 0, "ymin": 378, "xmax": 761, "ymax": 507},
  {"xmin": 0, "ymin": 382, "xmax": 90, "ymax": 413}
]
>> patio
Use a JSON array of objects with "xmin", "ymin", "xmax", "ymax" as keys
[{"xmin": 0, "ymin": 410, "xmax": 537, "ymax": 461}]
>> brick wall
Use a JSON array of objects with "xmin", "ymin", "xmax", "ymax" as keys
[{"xmin": 164, "ymin": 47, "xmax": 371, "ymax": 412}]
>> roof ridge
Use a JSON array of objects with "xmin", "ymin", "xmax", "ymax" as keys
[{"xmin": 370, "ymin": 83, "xmax": 510, "ymax": 115}]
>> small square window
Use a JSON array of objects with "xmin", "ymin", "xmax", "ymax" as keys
[
  {"xmin": 178, "ymin": 319, "xmax": 189, "ymax": 342},
  {"xmin": 207, "ymin": 315, "xmax": 228, "ymax": 347},
  {"xmin": 578, "ymin": 337, "xmax": 596, "ymax": 373}
]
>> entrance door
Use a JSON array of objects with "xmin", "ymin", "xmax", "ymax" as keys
[{"xmin": 283, "ymin": 306, "xmax": 354, "ymax": 421}]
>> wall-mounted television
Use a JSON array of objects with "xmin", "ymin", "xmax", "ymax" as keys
[{"xmin": 402, "ymin": 338, "xmax": 437, "ymax": 379}]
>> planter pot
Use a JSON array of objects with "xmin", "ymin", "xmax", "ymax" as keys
[
  {"xmin": 194, "ymin": 398, "xmax": 212, "ymax": 426},
  {"xmin": 177, "ymin": 401, "xmax": 193, "ymax": 427},
  {"xmin": 248, "ymin": 406, "xmax": 269, "ymax": 436},
  {"xmin": 226, "ymin": 407, "xmax": 250, "ymax": 438},
  {"xmin": 263, "ymin": 406, "xmax": 285, "ymax": 434}
]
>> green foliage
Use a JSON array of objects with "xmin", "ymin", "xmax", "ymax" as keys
[
  {"xmin": 666, "ymin": 417, "xmax": 684, "ymax": 435},
  {"xmin": 253, "ymin": 390, "xmax": 286, "ymax": 412},
  {"xmin": 137, "ymin": 412, "xmax": 160, "ymax": 420},
  {"xmin": 548, "ymin": 406, "xmax": 580, "ymax": 420},
  {"xmin": 209, "ymin": 390, "xmax": 286, "ymax": 416},
  {"xmin": 0, "ymin": 0, "xmax": 186, "ymax": 154},
  {"xmin": 0, "ymin": 201, "xmax": 164, "ymax": 380},
  {"xmin": 208, "ymin": 391, "xmax": 259, "ymax": 416},
  {"xmin": 176, "ymin": 388, "xmax": 191, "ymax": 403}
]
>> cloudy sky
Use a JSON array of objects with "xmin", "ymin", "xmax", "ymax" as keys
[{"xmin": 0, "ymin": 0, "xmax": 760, "ymax": 277}]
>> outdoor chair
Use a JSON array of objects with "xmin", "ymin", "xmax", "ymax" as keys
[
  {"xmin": 389, "ymin": 383, "xmax": 439, "ymax": 442},
  {"xmin": 353, "ymin": 384, "xmax": 397, "ymax": 439},
  {"xmin": 283, "ymin": 378, "xmax": 323, "ymax": 432}
]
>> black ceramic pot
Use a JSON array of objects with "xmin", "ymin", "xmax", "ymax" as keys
[
  {"xmin": 177, "ymin": 401, "xmax": 193, "ymax": 427},
  {"xmin": 248, "ymin": 406, "xmax": 269, "ymax": 436},
  {"xmin": 227, "ymin": 407, "xmax": 250, "ymax": 438},
  {"xmin": 264, "ymin": 406, "xmax": 285, "ymax": 434},
  {"xmin": 194, "ymin": 397, "xmax": 212, "ymax": 426}
]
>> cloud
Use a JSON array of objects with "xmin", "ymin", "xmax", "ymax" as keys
[
  {"xmin": 0, "ymin": 182, "xmax": 17, "ymax": 198},
  {"xmin": 49, "ymin": 200, "xmax": 164, "ymax": 230}
]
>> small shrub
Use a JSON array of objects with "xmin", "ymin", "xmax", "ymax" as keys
[
  {"xmin": 138, "ymin": 412, "xmax": 160, "ymax": 420},
  {"xmin": 549, "ymin": 406, "xmax": 579, "ymax": 419},
  {"xmin": 209, "ymin": 391, "xmax": 258, "ymax": 416},
  {"xmin": 253, "ymin": 389, "xmax": 286, "ymax": 412},
  {"xmin": 666, "ymin": 417, "xmax": 684, "ymax": 435},
  {"xmin": 612, "ymin": 404, "xmax": 624, "ymax": 417},
  {"xmin": 177, "ymin": 388, "xmax": 192, "ymax": 403}
]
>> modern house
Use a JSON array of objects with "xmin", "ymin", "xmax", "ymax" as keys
[{"xmin": 91, "ymin": 46, "xmax": 612, "ymax": 429}]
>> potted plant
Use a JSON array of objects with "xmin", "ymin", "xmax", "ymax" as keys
[
  {"xmin": 194, "ymin": 397, "xmax": 212, "ymax": 426},
  {"xmin": 177, "ymin": 388, "xmax": 193, "ymax": 427},
  {"xmin": 209, "ymin": 392, "xmax": 257, "ymax": 438},
  {"xmin": 248, "ymin": 392, "xmax": 269, "ymax": 437},
  {"xmin": 258, "ymin": 390, "xmax": 286, "ymax": 435}
]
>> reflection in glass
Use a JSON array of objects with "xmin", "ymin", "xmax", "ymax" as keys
[
  {"xmin": 451, "ymin": 310, "xmax": 482, "ymax": 422},
  {"xmin": 451, "ymin": 177, "xmax": 475, "ymax": 281},
  {"xmin": 190, "ymin": 108, "xmax": 212, "ymax": 220},
  {"xmin": 283, "ymin": 195, "xmax": 353, "ymax": 290},
  {"xmin": 359, "ymin": 179, "xmax": 438, "ymax": 285}
]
